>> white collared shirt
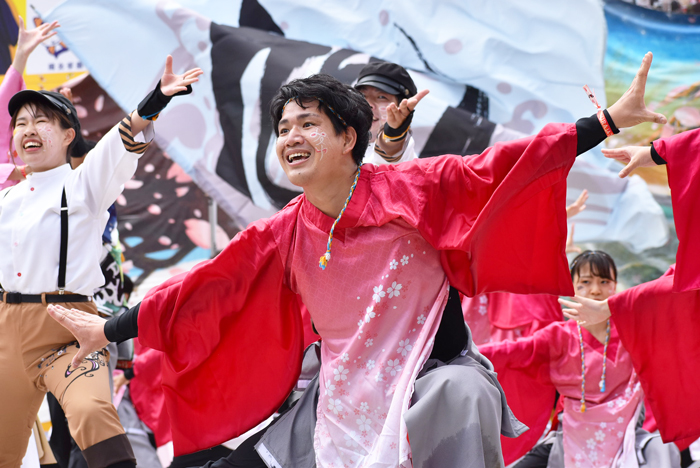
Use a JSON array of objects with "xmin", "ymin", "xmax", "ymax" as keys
[{"xmin": 0, "ymin": 123, "xmax": 152, "ymax": 296}]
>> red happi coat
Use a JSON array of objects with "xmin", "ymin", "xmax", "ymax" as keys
[
  {"xmin": 609, "ymin": 128, "xmax": 700, "ymax": 445},
  {"xmin": 137, "ymin": 123, "xmax": 579, "ymax": 455},
  {"xmin": 128, "ymin": 340, "xmax": 172, "ymax": 447},
  {"xmin": 480, "ymin": 321, "xmax": 643, "ymax": 467},
  {"xmin": 609, "ymin": 267, "xmax": 700, "ymax": 446}
]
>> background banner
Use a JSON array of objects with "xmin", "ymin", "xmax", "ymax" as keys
[
  {"xmin": 1, "ymin": 0, "xmax": 84, "ymax": 89},
  {"xmin": 604, "ymin": 0, "xmax": 700, "ymax": 186},
  {"xmin": 41, "ymin": 0, "xmax": 672, "ymax": 252}
]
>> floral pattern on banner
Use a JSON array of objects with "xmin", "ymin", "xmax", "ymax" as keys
[{"xmin": 56, "ymin": 74, "xmax": 239, "ymax": 283}]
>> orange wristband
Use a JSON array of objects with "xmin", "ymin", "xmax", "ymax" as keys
[{"xmin": 597, "ymin": 111, "xmax": 614, "ymax": 137}]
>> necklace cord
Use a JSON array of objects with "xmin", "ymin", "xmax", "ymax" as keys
[
  {"xmin": 319, "ymin": 166, "xmax": 361, "ymax": 270},
  {"xmin": 577, "ymin": 318, "xmax": 611, "ymax": 413}
]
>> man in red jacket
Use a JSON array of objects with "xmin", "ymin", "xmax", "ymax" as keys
[{"xmin": 49, "ymin": 54, "xmax": 666, "ymax": 468}]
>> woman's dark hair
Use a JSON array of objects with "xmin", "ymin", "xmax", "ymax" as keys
[
  {"xmin": 10, "ymin": 101, "xmax": 77, "ymax": 159},
  {"xmin": 71, "ymin": 138, "xmax": 97, "ymax": 159},
  {"xmin": 269, "ymin": 74, "xmax": 373, "ymax": 166},
  {"xmin": 570, "ymin": 250, "xmax": 617, "ymax": 282}
]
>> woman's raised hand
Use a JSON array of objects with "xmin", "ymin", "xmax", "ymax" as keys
[
  {"xmin": 159, "ymin": 55, "xmax": 203, "ymax": 97},
  {"xmin": 12, "ymin": 17, "xmax": 60, "ymax": 74}
]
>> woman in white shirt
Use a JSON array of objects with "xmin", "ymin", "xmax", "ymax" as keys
[{"xmin": 0, "ymin": 56, "xmax": 201, "ymax": 468}]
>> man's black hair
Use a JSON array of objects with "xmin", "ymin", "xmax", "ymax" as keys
[
  {"xmin": 570, "ymin": 250, "xmax": 617, "ymax": 282},
  {"xmin": 270, "ymin": 74, "xmax": 372, "ymax": 166}
]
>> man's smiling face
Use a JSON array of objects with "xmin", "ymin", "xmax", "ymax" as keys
[{"xmin": 275, "ymin": 99, "xmax": 354, "ymax": 189}]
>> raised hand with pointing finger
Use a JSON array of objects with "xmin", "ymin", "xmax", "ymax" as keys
[{"xmin": 385, "ymin": 89, "xmax": 429, "ymax": 130}]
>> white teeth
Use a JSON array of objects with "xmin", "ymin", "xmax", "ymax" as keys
[
  {"xmin": 287, "ymin": 152, "xmax": 310, "ymax": 163},
  {"xmin": 24, "ymin": 141, "xmax": 41, "ymax": 149}
]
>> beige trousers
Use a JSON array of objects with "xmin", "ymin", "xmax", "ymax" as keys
[{"xmin": 0, "ymin": 296, "xmax": 134, "ymax": 468}]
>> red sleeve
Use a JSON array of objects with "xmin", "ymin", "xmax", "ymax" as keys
[
  {"xmin": 609, "ymin": 270, "xmax": 700, "ymax": 443},
  {"xmin": 480, "ymin": 324, "xmax": 562, "ymax": 464},
  {"xmin": 138, "ymin": 212, "xmax": 305, "ymax": 455},
  {"xmin": 487, "ymin": 293, "xmax": 563, "ymax": 329},
  {"xmin": 129, "ymin": 348, "xmax": 172, "ymax": 447},
  {"xmin": 367, "ymin": 122, "xmax": 577, "ymax": 297},
  {"xmin": 653, "ymin": 128, "xmax": 700, "ymax": 292},
  {"xmin": 480, "ymin": 324, "xmax": 559, "ymax": 388}
]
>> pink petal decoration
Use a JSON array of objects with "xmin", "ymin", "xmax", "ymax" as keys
[
  {"xmin": 158, "ymin": 236, "xmax": 172, "ymax": 246},
  {"xmin": 184, "ymin": 219, "xmax": 231, "ymax": 250},
  {"xmin": 660, "ymin": 124, "xmax": 675, "ymax": 139},
  {"xmin": 674, "ymin": 107, "xmax": 700, "ymax": 127},
  {"xmin": 379, "ymin": 10, "xmax": 389, "ymax": 26},
  {"xmin": 124, "ymin": 222, "xmax": 133, "ymax": 231},
  {"xmin": 145, "ymin": 164, "xmax": 155, "ymax": 173},
  {"xmin": 194, "ymin": 209, "xmax": 202, "ymax": 218},
  {"xmin": 125, "ymin": 179, "xmax": 144, "ymax": 189},
  {"xmin": 154, "ymin": 192, "xmax": 163, "ymax": 199},
  {"xmin": 148, "ymin": 204, "xmax": 162, "ymax": 215},
  {"xmin": 176, "ymin": 187, "xmax": 190, "ymax": 197},
  {"xmin": 444, "ymin": 39, "xmax": 463, "ymax": 54},
  {"xmin": 666, "ymin": 85, "xmax": 689, "ymax": 101},
  {"xmin": 94, "ymin": 95, "xmax": 105, "ymax": 112},
  {"xmin": 117, "ymin": 194, "xmax": 127, "ymax": 206},
  {"xmin": 497, "ymin": 82, "xmax": 512, "ymax": 94},
  {"xmin": 166, "ymin": 163, "xmax": 193, "ymax": 183},
  {"xmin": 75, "ymin": 105, "xmax": 88, "ymax": 119}
]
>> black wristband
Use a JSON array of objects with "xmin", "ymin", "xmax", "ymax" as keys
[
  {"xmin": 137, "ymin": 80, "xmax": 192, "ymax": 121},
  {"xmin": 650, "ymin": 142, "xmax": 666, "ymax": 165},
  {"xmin": 383, "ymin": 110, "xmax": 413, "ymax": 139},
  {"xmin": 123, "ymin": 367, "xmax": 135, "ymax": 380},
  {"xmin": 603, "ymin": 109, "xmax": 620, "ymax": 134}
]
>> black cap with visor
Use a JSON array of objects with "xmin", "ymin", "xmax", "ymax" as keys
[{"xmin": 355, "ymin": 62, "xmax": 418, "ymax": 101}]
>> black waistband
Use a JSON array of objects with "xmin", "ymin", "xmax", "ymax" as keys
[
  {"xmin": 1, "ymin": 292, "xmax": 92, "ymax": 304},
  {"xmin": 429, "ymin": 286, "xmax": 469, "ymax": 362}
]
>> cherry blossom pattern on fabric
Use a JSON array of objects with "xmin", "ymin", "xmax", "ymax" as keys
[
  {"xmin": 290, "ymin": 219, "xmax": 448, "ymax": 467},
  {"xmin": 562, "ymin": 367, "xmax": 643, "ymax": 467}
]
